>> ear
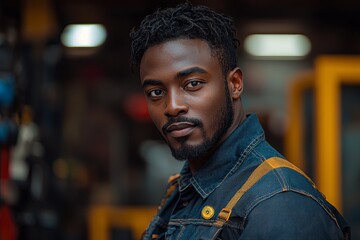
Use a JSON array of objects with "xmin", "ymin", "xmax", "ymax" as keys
[{"xmin": 227, "ymin": 67, "xmax": 243, "ymax": 100}]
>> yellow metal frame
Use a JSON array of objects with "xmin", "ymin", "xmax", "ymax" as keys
[
  {"xmin": 315, "ymin": 56, "xmax": 360, "ymax": 212},
  {"xmin": 88, "ymin": 206, "xmax": 157, "ymax": 240}
]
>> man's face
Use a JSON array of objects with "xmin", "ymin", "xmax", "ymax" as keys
[{"xmin": 140, "ymin": 39, "xmax": 234, "ymax": 161}]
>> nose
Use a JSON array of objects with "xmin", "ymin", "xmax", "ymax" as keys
[{"xmin": 164, "ymin": 89, "xmax": 188, "ymax": 117}]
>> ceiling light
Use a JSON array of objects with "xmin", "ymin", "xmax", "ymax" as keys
[
  {"xmin": 244, "ymin": 34, "xmax": 311, "ymax": 59},
  {"xmin": 61, "ymin": 24, "xmax": 107, "ymax": 47}
]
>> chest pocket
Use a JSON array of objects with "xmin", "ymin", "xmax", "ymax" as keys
[
  {"xmin": 142, "ymin": 215, "xmax": 168, "ymax": 240},
  {"xmin": 165, "ymin": 222, "xmax": 237, "ymax": 240}
]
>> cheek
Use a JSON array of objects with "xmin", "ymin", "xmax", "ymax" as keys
[
  {"xmin": 202, "ymin": 85, "xmax": 226, "ymax": 121},
  {"xmin": 192, "ymin": 88, "xmax": 226, "ymax": 124},
  {"xmin": 204, "ymin": 85, "xmax": 226, "ymax": 111}
]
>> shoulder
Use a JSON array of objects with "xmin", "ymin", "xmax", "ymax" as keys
[
  {"xmin": 228, "ymin": 156, "xmax": 343, "ymax": 229},
  {"xmin": 226, "ymin": 155, "xmax": 347, "ymax": 239},
  {"xmin": 240, "ymin": 191, "xmax": 345, "ymax": 240},
  {"xmin": 232, "ymin": 156, "xmax": 326, "ymax": 218}
]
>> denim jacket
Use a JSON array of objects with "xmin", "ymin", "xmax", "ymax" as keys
[{"xmin": 143, "ymin": 114, "xmax": 350, "ymax": 240}]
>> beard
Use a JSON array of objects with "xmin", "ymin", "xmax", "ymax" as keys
[{"xmin": 166, "ymin": 84, "xmax": 234, "ymax": 161}]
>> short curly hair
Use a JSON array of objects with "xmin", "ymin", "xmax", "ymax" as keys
[{"xmin": 129, "ymin": 3, "xmax": 239, "ymax": 75}]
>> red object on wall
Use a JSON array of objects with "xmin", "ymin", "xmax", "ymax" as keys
[
  {"xmin": 123, "ymin": 93, "xmax": 150, "ymax": 122},
  {"xmin": 1, "ymin": 147, "xmax": 10, "ymax": 180},
  {"xmin": 0, "ymin": 146, "xmax": 17, "ymax": 240}
]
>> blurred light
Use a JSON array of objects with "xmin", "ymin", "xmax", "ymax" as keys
[
  {"xmin": 61, "ymin": 24, "xmax": 107, "ymax": 47},
  {"xmin": 244, "ymin": 34, "xmax": 311, "ymax": 59},
  {"xmin": 0, "ymin": 74, "xmax": 15, "ymax": 108}
]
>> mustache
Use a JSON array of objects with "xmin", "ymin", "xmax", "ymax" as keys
[{"xmin": 162, "ymin": 116, "xmax": 202, "ymax": 134}]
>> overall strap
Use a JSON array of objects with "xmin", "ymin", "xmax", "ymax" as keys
[
  {"xmin": 143, "ymin": 174, "xmax": 180, "ymax": 239},
  {"xmin": 158, "ymin": 173, "xmax": 180, "ymax": 212},
  {"xmin": 214, "ymin": 157, "xmax": 314, "ymax": 228}
]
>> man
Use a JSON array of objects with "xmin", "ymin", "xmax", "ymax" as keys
[{"xmin": 130, "ymin": 3, "xmax": 350, "ymax": 239}]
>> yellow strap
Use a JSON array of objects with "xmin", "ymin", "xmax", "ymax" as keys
[{"xmin": 215, "ymin": 157, "xmax": 315, "ymax": 227}]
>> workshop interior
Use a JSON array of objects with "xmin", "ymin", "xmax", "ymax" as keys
[{"xmin": 0, "ymin": 0, "xmax": 360, "ymax": 239}]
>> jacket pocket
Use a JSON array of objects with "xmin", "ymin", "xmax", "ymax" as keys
[{"xmin": 143, "ymin": 216, "xmax": 167, "ymax": 240}]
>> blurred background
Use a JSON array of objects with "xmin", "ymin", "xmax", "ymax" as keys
[{"xmin": 0, "ymin": 0, "xmax": 359, "ymax": 239}]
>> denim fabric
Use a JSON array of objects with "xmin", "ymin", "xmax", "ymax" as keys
[{"xmin": 143, "ymin": 114, "xmax": 350, "ymax": 240}]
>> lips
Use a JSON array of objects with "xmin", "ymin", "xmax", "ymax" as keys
[{"xmin": 166, "ymin": 122, "xmax": 196, "ymax": 138}]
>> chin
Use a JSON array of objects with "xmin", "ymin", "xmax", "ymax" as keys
[{"xmin": 170, "ymin": 140, "xmax": 213, "ymax": 161}]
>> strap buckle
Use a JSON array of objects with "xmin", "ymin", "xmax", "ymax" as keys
[{"xmin": 218, "ymin": 208, "xmax": 232, "ymax": 222}]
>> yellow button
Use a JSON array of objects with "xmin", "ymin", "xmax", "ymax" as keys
[{"xmin": 201, "ymin": 205, "xmax": 215, "ymax": 220}]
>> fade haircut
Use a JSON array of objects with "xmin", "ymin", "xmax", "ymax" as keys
[{"xmin": 129, "ymin": 3, "xmax": 240, "ymax": 75}]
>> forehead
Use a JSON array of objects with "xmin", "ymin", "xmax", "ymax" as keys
[{"xmin": 139, "ymin": 39, "xmax": 220, "ymax": 80}]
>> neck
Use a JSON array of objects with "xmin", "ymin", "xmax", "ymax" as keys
[{"xmin": 188, "ymin": 104, "xmax": 246, "ymax": 175}]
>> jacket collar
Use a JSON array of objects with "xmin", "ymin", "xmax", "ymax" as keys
[{"xmin": 178, "ymin": 113, "xmax": 265, "ymax": 198}]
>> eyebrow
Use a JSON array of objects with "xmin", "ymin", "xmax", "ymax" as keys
[
  {"xmin": 176, "ymin": 67, "xmax": 208, "ymax": 79},
  {"xmin": 142, "ymin": 67, "xmax": 208, "ymax": 88},
  {"xmin": 142, "ymin": 79, "xmax": 162, "ymax": 88}
]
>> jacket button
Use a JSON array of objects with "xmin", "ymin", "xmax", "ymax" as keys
[{"xmin": 201, "ymin": 205, "xmax": 215, "ymax": 220}]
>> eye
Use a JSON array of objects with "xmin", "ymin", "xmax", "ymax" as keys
[
  {"xmin": 185, "ymin": 80, "xmax": 203, "ymax": 90},
  {"xmin": 148, "ymin": 89, "xmax": 164, "ymax": 98}
]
